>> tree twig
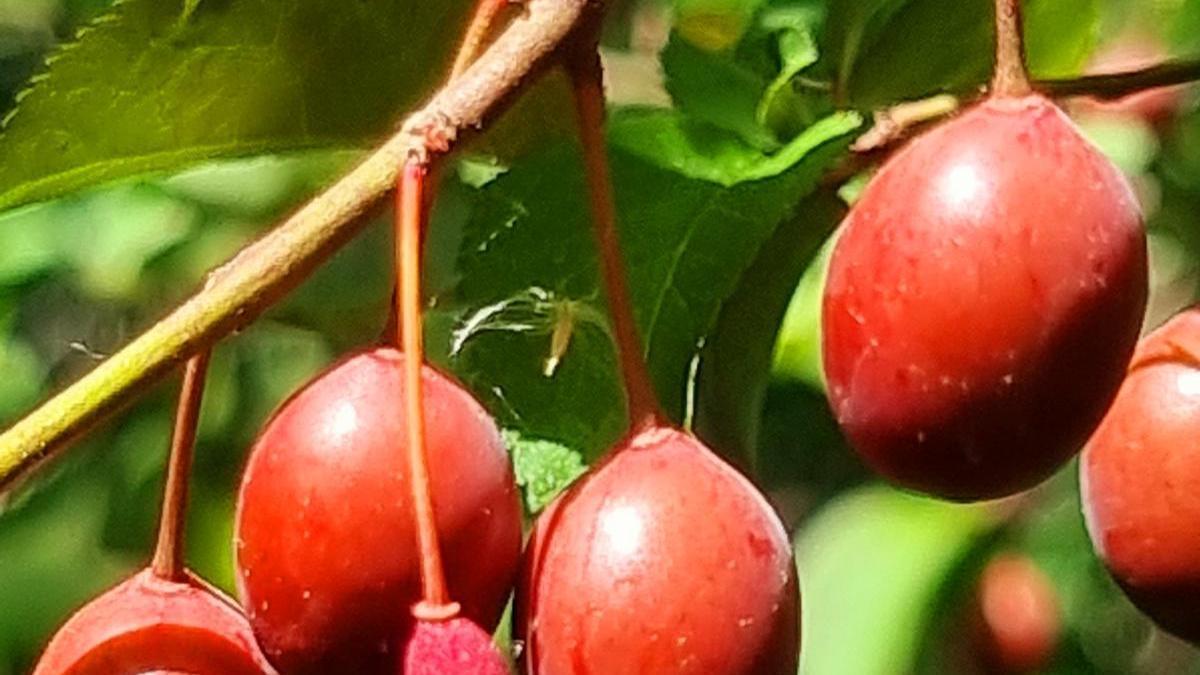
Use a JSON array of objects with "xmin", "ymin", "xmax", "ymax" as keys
[
  {"xmin": 843, "ymin": 57, "xmax": 1200, "ymax": 172},
  {"xmin": 1040, "ymin": 58, "xmax": 1200, "ymax": 100},
  {"xmin": 0, "ymin": 0, "xmax": 592, "ymax": 493}
]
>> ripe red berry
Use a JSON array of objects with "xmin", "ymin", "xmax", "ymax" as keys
[
  {"xmin": 1081, "ymin": 308, "xmax": 1200, "ymax": 644},
  {"xmin": 823, "ymin": 93, "xmax": 1147, "ymax": 500},
  {"xmin": 401, "ymin": 618, "xmax": 509, "ymax": 675},
  {"xmin": 235, "ymin": 346, "xmax": 522, "ymax": 674},
  {"xmin": 516, "ymin": 425, "xmax": 798, "ymax": 674},
  {"xmin": 973, "ymin": 554, "xmax": 1061, "ymax": 673},
  {"xmin": 33, "ymin": 569, "xmax": 276, "ymax": 675}
]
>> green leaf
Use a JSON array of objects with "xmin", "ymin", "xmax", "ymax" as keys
[
  {"xmin": 825, "ymin": 0, "xmax": 1100, "ymax": 108},
  {"xmin": 692, "ymin": 190, "xmax": 842, "ymax": 468},
  {"xmin": 440, "ymin": 109, "xmax": 857, "ymax": 457},
  {"xmin": 0, "ymin": 0, "xmax": 474, "ymax": 211},
  {"xmin": 673, "ymin": 0, "xmax": 767, "ymax": 52},
  {"xmin": 753, "ymin": 2, "xmax": 826, "ymax": 136},
  {"xmin": 661, "ymin": 31, "xmax": 780, "ymax": 150},
  {"xmin": 504, "ymin": 430, "xmax": 587, "ymax": 515},
  {"xmin": 771, "ymin": 230, "xmax": 836, "ymax": 389},
  {"xmin": 796, "ymin": 485, "xmax": 997, "ymax": 675},
  {"xmin": 609, "ymin": 107, "xmax": 861, "ymax": 186}
]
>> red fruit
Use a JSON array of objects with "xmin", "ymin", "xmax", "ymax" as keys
[
  {"xmin": 1081, "ymin": 308, "xmax": 1200, "ymax": 644},
  {"xmin": 33, "ymin": 569, "xmax": 276, "ymax": 675},
  {"xmin": 516, "ymin": 425, "xmax": 798, "ymax": 674},
  {"xmin": 401, "ymin": 618, "xmax": 510, "ymax": 675},
  {"xmin": 823, "ymin": 94, "xmax": 1147, "ymax": 500},
  {"xmin": 974, "ymin": 554, "xmax": 1060, "ymax": 673},
  {"xmin": 235, "ymin": 347, "xmax": 522, "ymax": 674}
]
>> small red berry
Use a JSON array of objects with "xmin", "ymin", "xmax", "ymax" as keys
[
  {"xmin": 32, "ymin": 569, "xmax": 276, "ymax": 675},
  {"xmin": 973, "ymin": 554, "xmax": 1061, "ymax": 673},
  {"xmin": 517, "ymin": 424, "xmax": 798, "ymax": 674},
  {"xmin": 1081, "ymin": 307, "xmax": 1200, "ymax": 644},
  {"xmin": 823, "ymin": 94, "xmax": 1146, "ymax": 500},
  {"xmin": 235, "ymin": 347, "xmax": 522, "ymax": 674}
]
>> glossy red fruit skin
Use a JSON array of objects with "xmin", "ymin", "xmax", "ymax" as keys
[
  {"xmin": 516, "ymin": 425, "xmax": 798, "ymax": 674},
  {"xmin": 33, "ymin": 568, "xmax": 276, "ymax": 675},
  {"xmin": 974, "ymin": 555, "xmax": 1060, "ymax": 673},
  {"xmin": 401, "ymin": 618, "xmax": 510, "ymax": 675},
  {"xmin": 1081, "ymin": 308, "xmax": 1200, "ymax": 644},
  {"xmin": 235, "ymin": 347, "xmax": 522, "ymax": 674},
  {"xmin": 823, "ymin": 94, "xmax": 1147, "ymax": 501}
]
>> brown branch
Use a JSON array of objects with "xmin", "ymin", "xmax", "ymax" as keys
[
  {"xmin": 1040, "ymin": 58, "xmax": 1200, "ymax": 100},
  {"xmin": 833, "ymin": 57, "xmax": 1200, "ymax": 183},
  {"xmin": 0, "ymin": 0, "xmax": 593, "ymax": 494}
]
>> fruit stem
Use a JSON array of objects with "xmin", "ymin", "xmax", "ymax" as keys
[
  {"xmin": 150, "ymin": 350, "xmax": 211, "ymax": 582},
  {"xmin": 992, "ymin": 0, "xmax": 1032, "ymax": 97},
  {"xmin": 380, "ymin": 0, "xmax": 509, "ymax": 342},
  {"xmin": 567, "ymin": 33, "xmax": 666, "ymax": 432},
  {"xmin": 451, "ymin": 0, "xmax": 510, "ymax": 80},
  {"xmin": 396, "ymin": 160, "xmax": 460, "ymax": 620}
]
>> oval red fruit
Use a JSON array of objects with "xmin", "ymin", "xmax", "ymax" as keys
[
  {"xmin": 235, "ymin": 347, "xmax": 522, "ymax": 674},
  {"xmin": 1081, "ymin": 307, "xmax": 1200, "ymax": 644},
  {"xmin": 823, "ymin": 94, "xmax": 1147, "ymax": 500},
  {"xmin": 517, "ymin": 425, "xmax": 798, "ymax": 674}
]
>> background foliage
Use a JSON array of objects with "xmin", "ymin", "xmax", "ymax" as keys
[{"xmin": 1, "ymin": 0, "xmax": 1200, "ymax": 672}]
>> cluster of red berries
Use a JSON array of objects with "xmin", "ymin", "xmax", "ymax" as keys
[
  {"xmin": 32, "ymin": 157, "xmax": 798, "ymax": 674},
  {"xmin": 25, "ymin": 2, "xmax": 1200, "ymax": 673}
]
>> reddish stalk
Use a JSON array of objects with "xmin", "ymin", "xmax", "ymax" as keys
[
  {"xmin": 566, "ymin": 36, "xmax": 666, "ymax": 432},
  {"xmin": 150, "ymin": 350, "xmax": 211, "ymax": 582},
  {"xmin": 396, "ymin": 161, "xmax": 458, "ymax": 621},
  {"xmin": 992, "ymin": 0, "xmax": 1032, "ymax": 97},
  {"xmin": 451, "ymin": 0, "xmax": 511, "ymax": 80},
  {"xmin": 381, "ymin": 0, "xmax": 511, "ymax": 341}
]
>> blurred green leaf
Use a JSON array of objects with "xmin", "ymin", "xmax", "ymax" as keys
[
  {"xmin": 0, "ymin": 476, "xmax": 130, "ymax": 674},
  {"xmin": 0, "ymin": 183, "xmax": 198, "ymax": 298},
  {"xmin": 0, "ymin": 335, "xmax": 45, "ymax": 424},
  {"xmin": 1076, "ymin": 113, "xmax": 1160, "ymax": 176},
  {"xmin": 232, "ymin": 321, "xmax": 334, "ymax": 438},
  {"xmin": 0, "ymin": 0, "xmax": 474, "ymax": 211},
  {"xmin": 772, "ymin": 230, "xmax": 835, "ymax": 389},
  {"xmin": 504, "ymin": 430, "xmax": 587, "ymax": 515},
  {"xmin": 0, "ymin": 202, "xmax": 67, "ymax": 287},
  {"xmin": 674, "ymin": 0, "xmax": 766, "ymax": 52},
  {"xmin": 796, "ymin": 485, "xmax": 996, "ymax": 675},
  {"xmin": 826, "ymin": 0, "xmax": 1100, "ymax": 108}
]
